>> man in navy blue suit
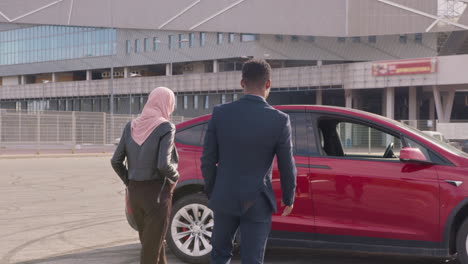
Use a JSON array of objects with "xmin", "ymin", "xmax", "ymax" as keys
[{"xmin": 201, "ymin": 59, "xmax": 297, "ymax": 264}]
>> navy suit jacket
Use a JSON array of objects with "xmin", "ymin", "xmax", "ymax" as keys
[{"xmin": 201, "ymin": 94, "xmax": 297, "ymax": 215}]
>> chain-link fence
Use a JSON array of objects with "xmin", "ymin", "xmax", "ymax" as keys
[
  {"xmin": 0, "ymin": 109, "xmax": 186, "ymax": 155},
  {"xmin": 337, "ymin": 122, "xmax": 402, "ymax": 156}
]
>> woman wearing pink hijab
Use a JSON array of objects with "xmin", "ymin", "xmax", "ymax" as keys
[{"xmin": 111, "ymin": 87, "xmax": 179, "ymax": 264}]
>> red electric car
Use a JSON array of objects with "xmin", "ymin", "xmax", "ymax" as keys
[{"xmin": 126, "ymin": 105, "xmax": 468, "ymax": 264}]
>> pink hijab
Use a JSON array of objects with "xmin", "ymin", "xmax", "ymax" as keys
[{"xmin": 131, "ymin": 87, "xmax": 175, "ymax": 146}]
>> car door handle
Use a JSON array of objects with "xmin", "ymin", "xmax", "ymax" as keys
[{"xmin": 445, "ymin": 180, "xmax": 463, "ymax": 187}]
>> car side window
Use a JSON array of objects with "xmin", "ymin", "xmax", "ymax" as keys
[
  {"xmin": 286, "ymin": 112, "xmax": 317, "ymax": 156},
  {"xmin": 175, "ymin": 123, "xmax": 207, "ymax": 147},
  {"xmin": 405, "ymin": 138, "xmax": 431, "ymax": 160},
  {"xmin": 318, "ymin": 118, "xmax": 402, "ymax": 159}
]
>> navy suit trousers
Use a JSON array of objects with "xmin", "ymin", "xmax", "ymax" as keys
[{"xmin": 211, "ymin": 194, "xmax": 272, "ymax": 264}]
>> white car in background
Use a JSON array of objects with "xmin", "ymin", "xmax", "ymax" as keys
[
  {"xmin": 422, "ymin": 131, "xmax": 449, "ymax": 143},
  {"xmin": 422, "ymin": 131, "xmax": 464, "ymax": 150}
]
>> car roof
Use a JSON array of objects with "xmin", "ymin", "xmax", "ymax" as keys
[{"xmin": 176, "ymin": 104, "xmax": 403, "ymax": 129}]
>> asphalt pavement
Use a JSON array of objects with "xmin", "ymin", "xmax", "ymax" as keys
[{"xmin": 0, "ymin": 156, "xmax": 458, "ymax": 264}]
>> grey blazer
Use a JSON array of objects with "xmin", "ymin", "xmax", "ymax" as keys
[{"xmin": 111, "ymin": 121, "xmax": 179, "ymax": 185}]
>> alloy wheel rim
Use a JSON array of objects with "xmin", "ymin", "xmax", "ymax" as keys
[
  {"xmin": 171, "ymin": 203, "xmax": 213, "ymax": 257},
  {"xmin": 466, "ymin": 233, "xmax": 468, "ymax": 256}
]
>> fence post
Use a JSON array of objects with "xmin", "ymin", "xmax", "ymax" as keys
[
  {"xmin": 71, "ymin": 111, "xmax": 76, "ymax": 153},
  {"xmin": 19, "ymin": 111, "xmax": 22, "ymax": 142},
  {"xmin": 103, "ymin": 112, "xmax": 107, "ymax": 145},
  {"xmin": 56, "ymin": 115, "xmax": 59, "ymax": 143},
  {"xmin": 36, "ymin": 112, "xmax": 41, "ymax": 154},
  {"xmin": 0, "ymin": 110, "xmax": 2, "ymax": 153}
]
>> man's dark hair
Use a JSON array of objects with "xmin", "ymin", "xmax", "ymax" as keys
[{"xmin": 242, "ymin": 59, "xmax": 271, "ymax": 89}]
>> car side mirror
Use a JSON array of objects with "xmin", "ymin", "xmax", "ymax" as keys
[{"xmin": 399, "ymin": 147, "xmax": 429, "ymax": 164}]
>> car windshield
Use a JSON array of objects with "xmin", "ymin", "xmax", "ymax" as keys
[{"xmin": 401, "ymin": 124, "xmax": 468, "ymax": 158}]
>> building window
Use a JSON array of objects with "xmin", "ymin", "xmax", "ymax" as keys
[
  {"xmin": 204, "ymin": 95, "xmax": 209, "ymax": 109},
  {"xmin": 144, "ymin": 38, "xmax": 150, "ymax": 52},
  {"xmin": 241, "ymin": 33, "xmax": 256, "ymax": 42},
  {"xmin": 221, "ymin": 94, "xmax": 226, "ymax": 104},
  {"xmin": 217, "ymin": 33, "xmax": 223, "ymax": 44},
  {"xmin": 153, "ymin": 37, "xmax": 159, "ymax": 51},
  {"xmin": 415, "ymin": 33, "xmax": 423, "ymax": 44},
  {"xmin": 134, "ymin": 39, "xmax": 140, "ymax": 52},
  {"xmin": 368, "ymin": 35, "xmax": 377, "ymax": 43},
  {"xmin": 189, "ymin": 33, "xmax": 195, "ymax": 47},
  {"xmin": 179, "ymin": 34, "xmax": 185, "ymax": 48},
  {"xmin": 233, "ymin": 94, "xmax": 238, "ymax": 101},
  {"xmin": 399, "ymin": 35, "xmax": 407, "ymax": 44},
  {"xmin": 126, "ymin": 40, "xmax": 131, "ymax": 53},
  {"xmin": 194, "ymin": 95, "xmax": 199, "ymax": 109},
  {"xmin": 291, "ymin": 35, "xmax": 299, "ymax": 42},
  {"xmin": 0, "ymin": 26, "xmax": 116, "ymax": 66},
  {"xmin": 306, "ymin": 36, "xmax": 315, "ymax": 42},
  {"xmin": 200, "ymin": 32, "xmax": 206, "ymax": 46},
  {"xmin": 337, "ymin": 37, "xmax": 346, "ymax": 43},
  {"xmin": 169, "ymin": 35, "xmax": 174, "ymax": 49},
  {"xmin": 275, "ymin": 35, "xmax": 284, "ymax": 41},
  {"xmin": 175, "ymin": 96, "xmax": 178, "ymax": 109},
  {"xmin": 352, "ymin": 36, "xmax": 361, "ymax": 43},
  {"xmin": 229, "ymin": 33, "xmax": 235, "ymax": 43},
  {"xmin": 183, "ymin": 96, "xmax": 188, "ymax": 109}
]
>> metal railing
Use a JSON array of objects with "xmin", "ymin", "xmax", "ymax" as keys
[{"xmin": 0, "ymin": 109, "xmax": 186, "ymax": 154}]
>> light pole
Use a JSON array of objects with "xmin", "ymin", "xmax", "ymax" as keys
[{"xmin": 129, "ymin": 73, "xmax": 141, "ymax": 115}]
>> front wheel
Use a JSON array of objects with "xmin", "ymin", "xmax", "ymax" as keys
[
  {"xmin": 456, "ymin": 218, "xmax": 468, "ymax": 264},
  {"xmin": 167, "ymin": 193, "xmax": 213, "ymax": 264}
]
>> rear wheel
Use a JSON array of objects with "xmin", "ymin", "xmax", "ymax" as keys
[
  {"xmin": 167, "ymin": 193, "xmax": 213, "ymax": 264},
  {"xmin": 456, "ymin": 218, "xmax": 468, "ymax": 264}
]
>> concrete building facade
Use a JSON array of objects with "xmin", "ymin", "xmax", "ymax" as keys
[{"xmin": 0, "ymin": 0, "xmax": 468, "ymax": 133}]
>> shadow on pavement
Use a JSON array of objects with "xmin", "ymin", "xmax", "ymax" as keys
[
  {"xmin": 14, "ymin": 244, "xmax": 457, "ymax": 264},
  {"xmin": 262, "ymin": 247, "xmax": 455, "ymax": 264},
  {"xmin": 15, "ymin": 244, "xmax": 141, "ymax": 264}
]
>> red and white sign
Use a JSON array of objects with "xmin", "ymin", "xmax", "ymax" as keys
[{"xmin": 372, "ymin": 58, "xmax": 437, "ymax": 76}]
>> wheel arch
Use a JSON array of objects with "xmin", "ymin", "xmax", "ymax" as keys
[
  {"xmin": 173, "ymin": 179, "xmax": 205, "ymax": 204},
  {"xmin": 443, "ymin": 198, "xmax": 468, "ymax": 254}
]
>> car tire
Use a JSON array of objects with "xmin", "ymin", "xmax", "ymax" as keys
[
  {"xmin": 167, "ymin": 193, "xmax": 213, "ymax": 264},
  {"xmin": 456, "ymin": 218, "xmax": 468, "ymax": 264}
]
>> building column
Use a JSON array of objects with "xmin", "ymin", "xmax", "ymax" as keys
[
  {"xmin": 213, "ymin": 60, "xmax": 219, "ymax": 73},
  {"xmin": 124, "ymin": 67, "xmax": 129, "ymax": 78},
  {"xmin": 432, "ymin": 85, "xmax": 446, "ymax": 123},
  {"xmin": 442, "ymin": 89, "xmax": 456, "ymax": 123},
  {"xmin": 52, "ymin": 73, "xmax": 57, "ymax": 83},
  {"xmin": 316, "ymin": 87, "xmax": 322, "ymax": 105},
  {"xmin": 166, "ymin": 63, "xmax": 172, "ymax": 76},
  {"xmin": 316, "ymin": 61, "xmax": 323, "ymax": 105},
  {"xmin": 20, "ymin": 75, "xmax": 26, "ymax": 85},
  {"xmin": 408, "ymin": 86, "xmax": 417, "ymax": 121},
  {"xmin": 385, "ymin": 87, "xmax": 395, "ymax": 119},
  {"xmin": 429, "ymin": 97, "xmax": 435, "ymax": 120},
  {"xmin": 345, "ymin": 89, "xmax": 353, "ymax": 108},
  {"xmin": 86, "ymin": 70, "xmax": 92, "ymax": 81}
]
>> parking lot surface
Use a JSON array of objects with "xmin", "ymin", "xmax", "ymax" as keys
[{"xmin": 0, "ymin": 156, "xmax": 457, "ymax": 264}]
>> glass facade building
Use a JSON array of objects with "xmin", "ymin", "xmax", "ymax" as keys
[{"xmin": 0, "ymin": 25, "xmax": 116, "ymax": 65}]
